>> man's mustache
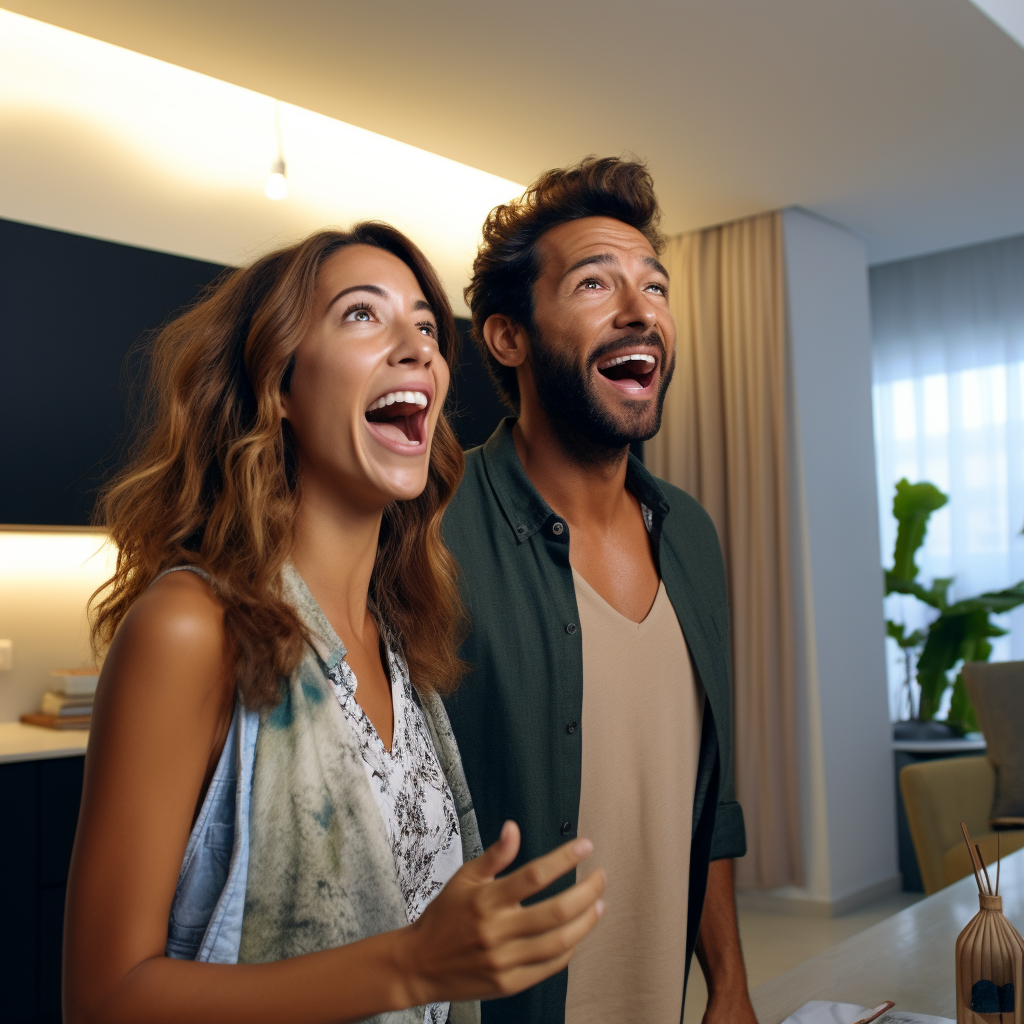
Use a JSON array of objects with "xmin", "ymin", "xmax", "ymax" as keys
[{"xmin": 587, "ymin": 331, "xmax": 666, "ymax": 371}]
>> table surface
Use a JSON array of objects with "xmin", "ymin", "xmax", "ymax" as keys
[
  {"xmin": 891, "ymin": 739, "xmax": 987, "ymax": 753},
  {"xmin": 0, "ymin": 721, "xmax": 89, "ymax": 763},
  {"xmin": 750, "ymin": 847, "xmax": 1024, "ymax": 1023}
]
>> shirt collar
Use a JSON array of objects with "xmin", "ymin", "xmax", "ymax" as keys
[{"xmin": 480, "ymin": 417, "xmax": 671, "ymax": 544}]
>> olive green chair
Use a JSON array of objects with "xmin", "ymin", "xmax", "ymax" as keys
[{"xmin": 901, "ymin": 755, "xmax": 1024, "ymax": 894}]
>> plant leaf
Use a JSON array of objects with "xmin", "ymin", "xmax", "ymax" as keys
[
  {"xmin": 947, "ymin": 674, "xmax": 980, "ymax": 735},
  {"xmin": 890, "ymin": 479, "xmax": 948, "ymax": 584}
]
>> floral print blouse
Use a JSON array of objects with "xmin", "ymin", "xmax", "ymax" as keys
[{"xmin": 327, "ymin": 644, "xmax": 462, "ymax": 1024}]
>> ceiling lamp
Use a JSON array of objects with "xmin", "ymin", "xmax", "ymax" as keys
[{"xmin": 264, "ymin": 102, "xmax": 288, "ymax": 200}]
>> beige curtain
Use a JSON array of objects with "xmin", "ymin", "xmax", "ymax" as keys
[{"xmin": 647, "ymin": 211, "xmax": 802, "ymax": 889}]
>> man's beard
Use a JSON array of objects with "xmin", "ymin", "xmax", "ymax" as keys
[{"xmin": 529, "ymin": 329, "xmax": 676, "ymax": 466}]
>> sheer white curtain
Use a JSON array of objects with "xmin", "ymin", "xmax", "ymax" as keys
[{"xmin": 871, "ymin": 232, "xmax": 1024, "ymax": 719}]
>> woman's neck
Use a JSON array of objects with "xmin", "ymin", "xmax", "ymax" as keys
[{"xmin": 288, "ymin": 481, "xmax": 384, "ymax": 647}]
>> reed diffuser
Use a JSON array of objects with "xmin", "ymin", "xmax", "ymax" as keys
[{"xmin": 955, "ymin": 824, "xmax": 1024, "ymax": 1023}]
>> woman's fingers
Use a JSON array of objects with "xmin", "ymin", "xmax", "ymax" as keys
[
  {"xmin": 460, "ymin": 821, "xmax": 521, "ymax": 883},
  {"xmin": 499, "ymin": 868, "xmax": 606, "ymax": 940},
  {"xmin": 487, "ymin": 836, "xmax": 594, "ymax": 907},
  {"xmin": 485, "ymin": 949, "xmax": 577, "ymax": 1001},
  {"xmin": 487, "ymin": 899, "xmax": 604, "ymax": 979}
]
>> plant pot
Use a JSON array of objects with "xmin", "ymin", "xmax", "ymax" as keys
[{"xmin": 893, "ymin": 720, "xmax": 955, "ymax": 741}]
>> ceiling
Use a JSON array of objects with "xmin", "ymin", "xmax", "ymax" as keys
[{"xmin": 4, "ymin": 0, "xmax": 1024, "ymax": 264}]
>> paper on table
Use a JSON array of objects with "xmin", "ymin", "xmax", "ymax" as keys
[{"xmin": 781, "ymin": 1002, "xmax": 954, "ymax": 1024}]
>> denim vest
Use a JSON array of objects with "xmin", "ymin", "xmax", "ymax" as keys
[{"xmin": 166, "ymin": 700, "xmax": 259, "ymax": 962}]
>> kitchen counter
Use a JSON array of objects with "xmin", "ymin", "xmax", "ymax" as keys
[{"xmin": 0, "ymin": 721, "xmax": 88, "ymax": 763}]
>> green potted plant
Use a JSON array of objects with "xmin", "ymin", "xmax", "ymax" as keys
[{"xmin": 884, "ymin": 478, "xmax": 1024, "ymax": 738}]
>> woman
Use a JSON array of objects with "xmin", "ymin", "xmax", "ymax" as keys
[{"xmin": 64, "ymin": 224, "xmax": 605, "ymax": 1024}]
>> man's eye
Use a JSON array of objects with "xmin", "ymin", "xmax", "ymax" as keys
[
  {"xmin": 581, "ymin": 279, "xmax": 601, "ymax": 290},
  {"xmin": 647, "ymin": 283, "xmax": 666, "ymax": 295}
]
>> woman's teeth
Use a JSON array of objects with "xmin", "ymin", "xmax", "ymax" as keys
[{"xmin": 367, "ymin": 390, "xmax": 428, "ymax": 412}]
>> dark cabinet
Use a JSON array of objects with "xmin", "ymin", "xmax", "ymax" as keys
[{"xmin": 0, "ymin": 756, "xmax": 85, "ymax": 1023}]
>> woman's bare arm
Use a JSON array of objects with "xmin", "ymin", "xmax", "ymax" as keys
[{"xmin": 64, "ymin": 572, "xmax": 604, "ymax": 1024}]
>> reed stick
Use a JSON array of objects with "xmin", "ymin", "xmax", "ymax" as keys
[
  {"xmin": 976, "ymin": 844, "xmax": 993, "ymax": 896},
  {"xmin": 961, "ymin": 822, "xmax": 988, "ymax": 895}
]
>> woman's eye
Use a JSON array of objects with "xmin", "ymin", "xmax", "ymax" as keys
[
  {"xmin": 646, "ymin": 283, "xmax": 667, "ymax": 295},
  {"xmin": 343, "ymin": 303, "xmax": 377, "ymax": 323},
  {"xmin": 418, "ymin": 323, "xmax": 436, "ymax": 337}
]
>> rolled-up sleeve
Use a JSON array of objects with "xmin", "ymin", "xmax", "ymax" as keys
[{"xmin": 710, "ymin": 798, "xmax": 746, "ymax": 860}]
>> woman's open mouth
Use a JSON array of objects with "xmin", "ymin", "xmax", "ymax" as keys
[
  {"xmin": 596, "ymin": 352, "xmax": 658, "ymax": 395},
  {"xmin": 364, "ymin": 389, "xmax": 430, "ymax": 454}
]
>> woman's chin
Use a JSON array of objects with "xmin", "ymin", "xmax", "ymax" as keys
[{"xmin": 364, "ymin": 464, "xmax": 431, "ymax": 506}]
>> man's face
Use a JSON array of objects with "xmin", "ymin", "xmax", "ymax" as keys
[{"xmin": 525, "ymin": 216, "xmax": 676, "ymax": 458}]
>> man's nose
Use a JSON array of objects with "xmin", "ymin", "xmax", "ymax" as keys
[{"xmin": 614, "ymin": 290, "xmax": 659, "ymax": 331}]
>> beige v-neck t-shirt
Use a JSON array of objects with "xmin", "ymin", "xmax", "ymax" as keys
[{"xmin": 565, "ymin": 569, "xmax": 704, "ymax": 1024}]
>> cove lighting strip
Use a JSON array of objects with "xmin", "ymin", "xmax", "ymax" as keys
[{"xmin": 0, "ymin": 8, "xmax": 524, "ymax": 313}]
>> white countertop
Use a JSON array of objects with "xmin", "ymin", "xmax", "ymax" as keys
[{"xmin": 0, "ymin": 721, "xmax": 89, "ymax": 763}]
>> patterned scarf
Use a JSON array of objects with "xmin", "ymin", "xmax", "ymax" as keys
[{"xmin": 238, "ymin": 563, "xmax": 482, "ymax": 1024}]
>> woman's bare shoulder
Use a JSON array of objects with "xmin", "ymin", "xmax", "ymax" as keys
[{"xmin": 98, "ymin": 568, "xmax": 233, "ymax": 724}]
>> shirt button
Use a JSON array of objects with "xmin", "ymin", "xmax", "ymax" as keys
[
  {"xmin": 551, "ymin": 520, "xmax": 565, "ymax": 536},
  {"xmin": 566, "ymin": 721, "xmax": 578, "ymax": 734},
  {"xmin": 516, "ymin": 524, "xmax": 527, "ymax": 535},
  {"xmin": 565, "ymin": 622, "xmax": 577, "ymax": 635},
  {"xmin": 561, "ymin": 821, "xmax": 573, "ymax": 835}
]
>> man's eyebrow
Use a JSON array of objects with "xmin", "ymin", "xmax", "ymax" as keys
[
  {"xmin": 561, "ymin": 253, "xmax": 616, "ymax": 281},
  {"xmin": 326, "ymin": 283, "xmax": 387, "ymax": 311},
  {"xmin": 560, "ymin": 252, "xmax": 670, "ymax": 281},
  {"xmin": 644, "ymin": 256, "xmax": 670, "ymax": 279}
]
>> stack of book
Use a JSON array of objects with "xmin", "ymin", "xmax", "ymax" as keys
[{"xmin": 20, "ymin": 668, "xmax": 98, "ymax": 730}]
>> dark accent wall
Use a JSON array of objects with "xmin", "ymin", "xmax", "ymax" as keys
[
  {"xmin": 0, "ymin": 219, "xmax": 510, "ymax": 526},
  {"xmin": 1, "ymin": 219, "xmax": 226, "ymax": 526}
]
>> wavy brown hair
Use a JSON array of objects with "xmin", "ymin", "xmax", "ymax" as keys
[{"xmin": 91, "ymin": 223, "xmax": 466, "ymax": 709}]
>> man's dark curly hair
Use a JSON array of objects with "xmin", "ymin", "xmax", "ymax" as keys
[{"xmin": 464, "ymin": 155, "xmax": 665, "ymax": 411}]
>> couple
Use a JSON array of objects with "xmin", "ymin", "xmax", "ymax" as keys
[{"xmin": 65, "ymin": 157, "xmax": 752, "ymax": 1024}]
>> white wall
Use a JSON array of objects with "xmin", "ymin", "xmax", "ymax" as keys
[{"xmin": 775, "ymin": 207, "xmax": 898, "ymax": 910}]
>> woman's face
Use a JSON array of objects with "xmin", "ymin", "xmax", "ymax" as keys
[{"xmin": 280, "ymin": 244, "xmax": 450, "ymax": 511}]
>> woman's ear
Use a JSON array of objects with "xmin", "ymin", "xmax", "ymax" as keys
[{"xmin": 482, "ymin": 314, "xmax": 530, "ymax": 369}]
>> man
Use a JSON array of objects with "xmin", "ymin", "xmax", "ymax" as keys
[{"xmin": 442, "ymin": 156, "xmax": 755, "ymax": 1024}]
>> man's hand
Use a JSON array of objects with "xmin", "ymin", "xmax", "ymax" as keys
[{"xmin": 695, "ymin": 858, "xmax": 759, "ymax": 1024}]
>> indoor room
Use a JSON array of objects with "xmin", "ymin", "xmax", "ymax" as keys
[{"xmin": 2, "ymin": 2, "xmax": 1023, "ymax": 1024}]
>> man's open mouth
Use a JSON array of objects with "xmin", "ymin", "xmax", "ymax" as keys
[
  {"xmin": 596, "ymin": 353, "xmax": 658, "ymax": 393},
  {"xmin": 364, "ymin": 389, "xmax": 429, "ymax": 449}
]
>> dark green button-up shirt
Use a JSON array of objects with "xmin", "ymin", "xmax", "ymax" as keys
[{"xmin": 442, "ymin": 420, "xmax": 746, "ymax": 1024}]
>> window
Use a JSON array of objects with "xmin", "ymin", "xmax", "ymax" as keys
[{"xmin": 870, "ymin": 233, "xmax": 1024, "ymax": 720}]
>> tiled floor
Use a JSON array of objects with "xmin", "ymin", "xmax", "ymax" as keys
[{"xmin": 682, "ymin": 891, "xmax": 924, "ymax": 1023}]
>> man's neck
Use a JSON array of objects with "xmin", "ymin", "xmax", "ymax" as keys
[{"xmin": 512, "ymin": 404, "xmax": 633, "ymax": 531}]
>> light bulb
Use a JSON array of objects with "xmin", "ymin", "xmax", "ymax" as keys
[{"xmin": 264, "ymin": 158, "xmax": 288, "ymax": 200}]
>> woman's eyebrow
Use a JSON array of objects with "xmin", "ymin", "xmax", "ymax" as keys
[{"xmin": 326, "ymin": 283, "xmax": 387, "ymax": 311}]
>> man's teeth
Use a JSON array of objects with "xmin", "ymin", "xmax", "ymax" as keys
[
  {"xmin": 600, "ymin": 354, "xmax": 657, "ymax": 369},
  {"xmin": 367, "ymin": 391, "xmax": 429, "ymax": 412}
]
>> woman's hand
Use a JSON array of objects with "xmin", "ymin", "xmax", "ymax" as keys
[{"xmin": 394, "ymin": 821, "xmax": 606, "ymax": 1006}]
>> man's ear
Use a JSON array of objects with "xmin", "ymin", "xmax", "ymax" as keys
[{"xmin": 482, "ymin": 314, "xmax": 530, "ymax": 369}]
